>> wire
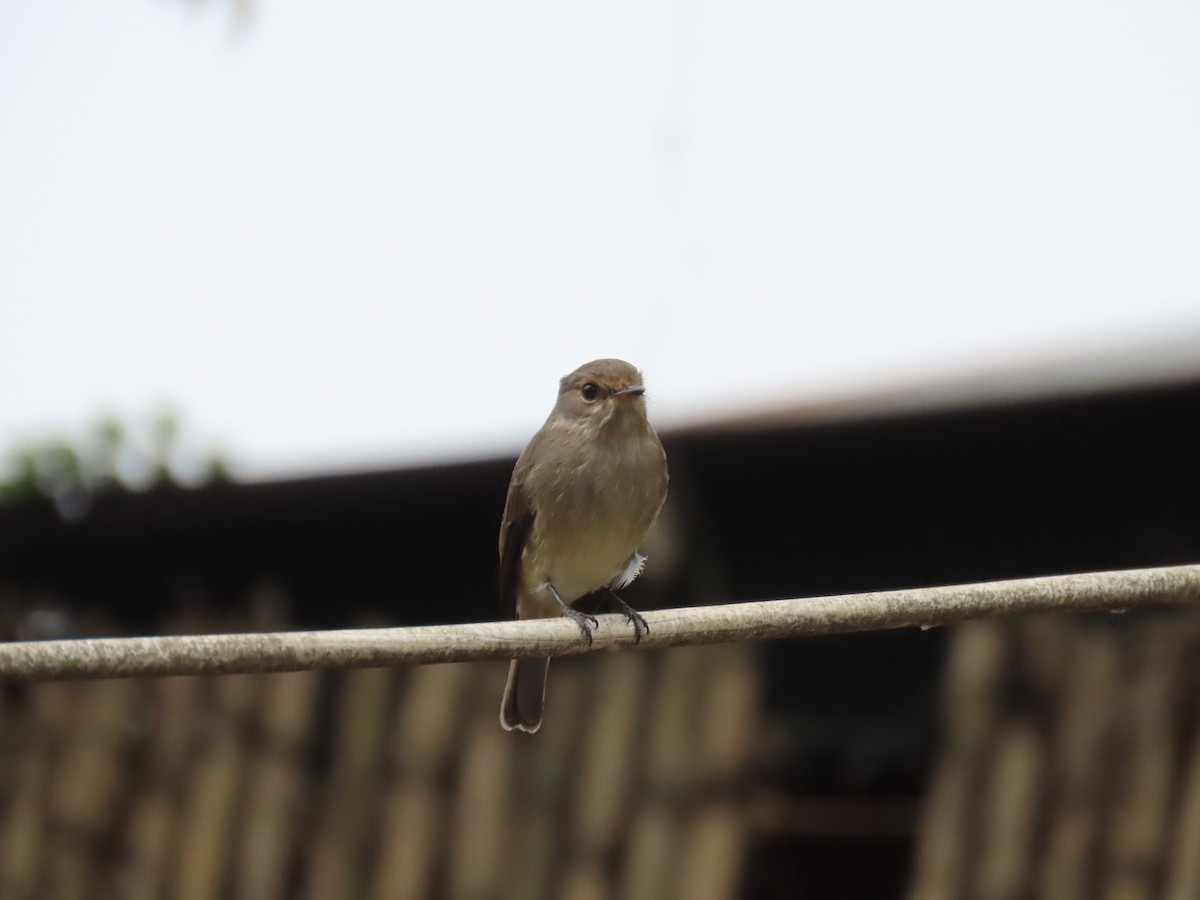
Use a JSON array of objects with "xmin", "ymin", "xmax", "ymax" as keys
[{"xmin": 2, "ymin": 565, "xmax": 1198, "ymax": 682}]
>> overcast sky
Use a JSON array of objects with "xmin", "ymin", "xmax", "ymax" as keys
[{"xmin": 2, "ymin": 0, "xmax": 1198, "ymax": 479}]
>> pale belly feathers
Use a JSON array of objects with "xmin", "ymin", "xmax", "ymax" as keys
[{"xmin": 518, "ymin": 438, "xmax": 665, "ymax": 618}]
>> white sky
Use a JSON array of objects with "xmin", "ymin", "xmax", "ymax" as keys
[{"xmin": 2, "ymin": 0, "xmax": 1199, "ymax": 479}]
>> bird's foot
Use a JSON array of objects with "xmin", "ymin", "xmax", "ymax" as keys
[
  {"xmin": 548, "ymin": 584, "xmax": 598, "ymax": 645},
  {"xmin": 606, "ymin": 589, "xmax": 650, "ymax": 643}
]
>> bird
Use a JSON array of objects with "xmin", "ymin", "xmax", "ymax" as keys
[{"xmin": 498, "ymin": 358, "xmax": 669, "ymax": 733}]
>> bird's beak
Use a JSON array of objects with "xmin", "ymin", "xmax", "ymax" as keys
[{"xmin": 614, "ymin": 384, "xmax": 646, "ymax": 398}]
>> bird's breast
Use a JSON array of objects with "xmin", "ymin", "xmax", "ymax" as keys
[{"xmin": 522, "ymin": 433, "xmax": 667, "ymax": 605}]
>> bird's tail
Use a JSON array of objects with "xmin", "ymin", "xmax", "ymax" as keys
[{"xmin": 500, "ymin": 657, "xmax": 550, "ymax": 733}]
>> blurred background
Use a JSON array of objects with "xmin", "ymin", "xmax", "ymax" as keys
[{"xmin": 2, "ymin": 1, "xmax": 1200, "ymax": 897}]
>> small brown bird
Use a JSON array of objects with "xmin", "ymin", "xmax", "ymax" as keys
[{"xmin": 499, "ymin": 358, "xmax": 669, "ymax": 733}]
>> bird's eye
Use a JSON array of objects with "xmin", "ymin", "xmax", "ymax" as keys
[{"xmin": 580, "ymin": 383, "xmax": 599, "ymax": 402}]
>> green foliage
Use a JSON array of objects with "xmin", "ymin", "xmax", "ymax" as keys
[{"xmin": 0, "ymin": 410, "xmax": 231, "ymax": 518}]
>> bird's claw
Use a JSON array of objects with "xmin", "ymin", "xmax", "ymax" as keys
[
  {"xmin": 625, "ymin": 609, "xmax": 650, "ymax": 644},
  {"xmin": 606, "ymin": 589, "xmax": 650, "ymax": 644},
  {"xmin": 564, "ymin": 607, "xmax": 599, "ymax": 645},
  {"xmin": 548, "ymin": 584, "xmax": 599, "ymax": 645}
]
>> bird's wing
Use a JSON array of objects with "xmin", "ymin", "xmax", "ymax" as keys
[{"xmin": 498, "ymin": 465, "xmax": 534, "ymax": 620}]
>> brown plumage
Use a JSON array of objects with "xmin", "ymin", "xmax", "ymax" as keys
[{"xmin": 499, "ymin": 358, "xmax": 669, "ymax": 733}]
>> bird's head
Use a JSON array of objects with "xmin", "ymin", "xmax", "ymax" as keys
[{"xmin": 553, "ymin": 358, "xmax": 649, "ymax": 433}]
